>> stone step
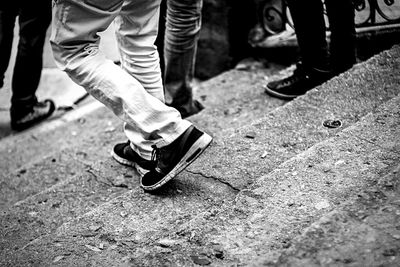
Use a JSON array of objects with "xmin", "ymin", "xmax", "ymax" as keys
[
  {"xmin": 0, "ymin": 157, "xmax": 237, "ymax": 265},
  {"xmin": 1, "ymin": 46, "xmax": 398, "ymax": 266},
  {"xmin": 188, "ymin": 45, "xmax": 400, "ymax": 189},
  {"xmin": 0, "ymin": 63, "xmax": 284, "ymax": 258},
  {"xmin": 5, "ymin": 80, "xmax": 398, "ymax": 267},
  {"xmin": 0, "ymin": 64, "xmax": 284, "ymax": 173},
  {"xmin": 0, "ymin": 149, "xmax": 93, "ymax": 211},
  {"xmin": 0, "ymin": 157, "xmax": 140, "ymax": 255},
  {"xmin": 202, "ymin": 93, "xmax": 400, "ymax": 265},
  {"xmin": 0, "ymin": 65, "xmax": 285, "ymax": 208},
  {"xmin": 264, "ymin": 163, "xmax": 400, "ymax": 266},
  {"xmin": 0, "ymin": 104, "xmax": 121, "ymax": 174},
  {"xmin": 188, "ymin": 65, "xmax": 288, "ymax": 137},
  {"xmin": 0, "ymin": 118, "xmax": 126, "ymax": 211}
]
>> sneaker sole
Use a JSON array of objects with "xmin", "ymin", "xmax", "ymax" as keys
[
  {"xmin": 141, "ymin": 133, "xmax": 213, "ymax": 191},
  {"xmin": 111, "ymin": 150, "xmax": 149, "ymax": 177},
  {"xmin": 111, "ymin": 150, "xmax": 136, "ymax": 167},
  {"xmin": 264, "ymin": 86, "xmax": 298, "ymax": 100},
  {"xmin": 11, "ymin": 100, "xmax": 56, "ymax": 131}
]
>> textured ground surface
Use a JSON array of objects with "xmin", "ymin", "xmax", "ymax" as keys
[{"xmin": 0, "ymin": 21, "xmax": 399, "ymax": 267}]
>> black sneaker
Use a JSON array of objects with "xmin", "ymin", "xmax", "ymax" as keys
[
  {"xmin": 11, "ymin": 99, "xmax": 56, "ymax": 131},
  {"xmin": 141, "ymin": 125, "xmax": 212, "ymax": 191},
  {"xmin": 265, "ymin": 63, "xmax": 332, "ymax": 100},
  {"xmin": 112, "ymin": 141, "xmax": 155, "ymax": 175}
]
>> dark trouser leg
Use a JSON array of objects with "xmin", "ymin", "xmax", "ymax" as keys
[
  {"xmin": 155, "ymin": 0, "xmax": 167, "ymax": 77},
  {"xmin": 10, "ymin": 0, "xmax": 51, "ymax": 117},
  {"xmin": 325, "ymin": 0, "xmax": 356, "ymax": 73},
  {"xmin": 0, "ymin": 4, "xmax": 18, "ymax": 88},
  {"xmin": 163, "ymin": 0, "xmax": 203, "ymax": 117},
  {"xmin": 227, "ymin": 0, "xmax": 257, "ymax": 65},
  {"xmin": 285, "ymin": 0, "xmax": 329, "ymax": 71}
]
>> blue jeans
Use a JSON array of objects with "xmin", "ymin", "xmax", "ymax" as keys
[{"xmin": 161, "ymin": 0, "xmax": 204, "ymax": 118}]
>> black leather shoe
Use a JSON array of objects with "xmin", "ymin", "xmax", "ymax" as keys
[
  {"xmin": 141, "ymin": 125, "xmax": 212, "ymax": 191},
  {"xmin": 265, "ymin": 63, "xmax": 332, "ymax": 100},
  {"xmin": 11, "ymin": 99, "xmax": 56, "ymax": 131}
]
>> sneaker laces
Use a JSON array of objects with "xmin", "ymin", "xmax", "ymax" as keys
[
  {"xmin": 279, "ymin": 69, "xmax": 309, "ymax": 87},
  {"xmin": 151, "ymin": 144, "xmax": 161, "ymax": 166},
  {"xmin": 148, "ymin": 126, "xmax": 196, "ymax": 174}
]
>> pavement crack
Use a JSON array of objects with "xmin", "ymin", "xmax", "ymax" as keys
[
  {"xmin": 20, "ymin": 233, "xmax": 50, "ymax": 251},
  {"xmin": 353, "ymin": 134, "xmax": 400, "ymax": 155},
  {"xmin": 86, "ymin": 166, "xmax": 130, "ymax": 188},
  {"xmin": 86, "ymin": 167, "xmax": 114, "ymax": 187},
  {"xmin": 186, "ymin": 170, "xmax": 240, "ymax": 192}
]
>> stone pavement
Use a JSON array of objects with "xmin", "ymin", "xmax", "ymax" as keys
[{"xmin": 0, "ymin": 32, "xmax": 399, "ymax": 266}]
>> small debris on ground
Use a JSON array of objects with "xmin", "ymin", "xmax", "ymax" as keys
[
  {"xmin": 156, "ymin": 238, "xmax": 179, "ymax": 248},
  {"xmin": 245, "ymin": 131, "xmax": 256, "ymax": 139},
  {"xmin": 315, "ymin": 200, "xmax": 330, "ymax": 210},
  {"xmin": 190, "ymin": 255, "xmax": 211, "ymax": 266},
  {"xmin": 85, "ymin": 244, "xmax": 102, "ymax": 252},
  {"xmin": 104, "ymin": 126, "xmax": 115, "ymax": 133},
  {"xmin": 323, "ymin": 119, "xmax": 342, "ymax": 128},
  {"xmin": 53, "ymin": 256, "xmax": 64, "ymax": 263},
  {"xmin": 89, "ymin": 225, "xmax": 102, "ymax": 232}
]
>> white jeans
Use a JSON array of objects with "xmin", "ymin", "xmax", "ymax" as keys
[{"xmin": 50, "ymin": 0, "xmax": 191, "ymax": 159}]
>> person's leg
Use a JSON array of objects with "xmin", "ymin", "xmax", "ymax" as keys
[
  {"xmin": 155, "ymin": 0, "xmax": 167, "ymax": 76},
  {"xmin": 227, "ymin": 0, "xmax": 257, "ymax": 66},
  {"xmin": 163, "ymin": 0, "xmax": 204, "ymax": 118},
  {"xmin": 52, "ymin": 0, "xmax": 211, "ymax": 190},
  {"xmin": 114, "ymin": 0, "xmax": 213, "ymax": 188},
  {"xmin": 8, "ymin": 0, "xmax": 55, "ymax": 130},
  {"xmin": 114, "ymin": 0, "xmax": 192, "ymax": 159},
  {"xmin": 325, "ymin": 0, "xmax": 356, "ymax": 74},
  {"xmin": 0, "ymin": 3, "xmax": 17, "ymax": 88},
  {"xmin": 52, "ymin": 0, "xmax": 188, "ymax": 158},
  {"xmin": 10, "ymin": 0, "xmax": 52, "ymax": 113},
  {"xmin": 285, "ymin": 0, "xmax": 329, "ymax": 71},
  {"xmin": 265, "ymin": 0, "xmax": 332, "ymax": 100}
]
